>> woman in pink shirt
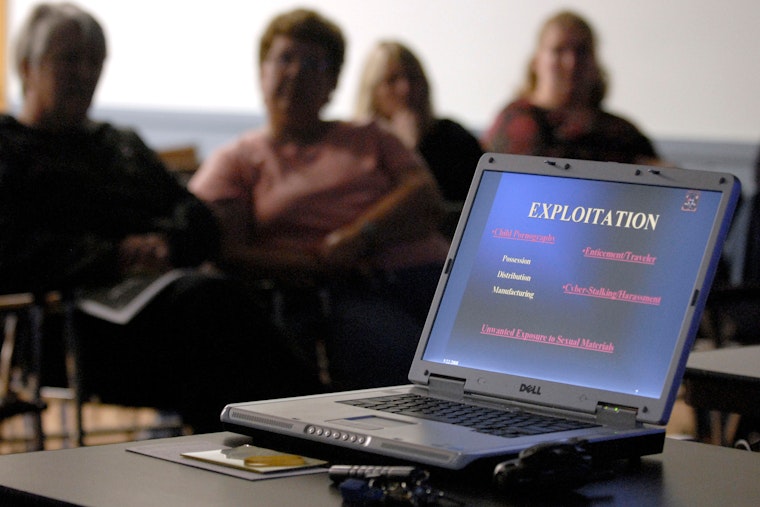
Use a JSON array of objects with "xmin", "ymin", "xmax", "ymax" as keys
[{"xmin": 190, "ymin": 9, "xmax": 449, "ymax": 391}]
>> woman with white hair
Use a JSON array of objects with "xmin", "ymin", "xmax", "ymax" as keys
[{"xmin": 0, "ymin": 2, "xmax": 320, "ymax": 433}]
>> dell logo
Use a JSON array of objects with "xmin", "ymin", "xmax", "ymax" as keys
[{"xmin": 519, "ymin": 383, "xmax": 542, "ymax": 395}]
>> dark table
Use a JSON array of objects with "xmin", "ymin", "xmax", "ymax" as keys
[{"xmin": 0, "ymin": 432, "xmax": 759, "ymax": 506}]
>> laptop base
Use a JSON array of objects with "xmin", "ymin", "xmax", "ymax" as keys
[{"xmin": 222, "ymin": 422, "xmax": 665, "ymax": 476}]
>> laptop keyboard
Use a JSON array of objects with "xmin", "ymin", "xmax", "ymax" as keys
[{"xmin": 339, "ymin": 393, "xmax": 599, "ymax": 438}]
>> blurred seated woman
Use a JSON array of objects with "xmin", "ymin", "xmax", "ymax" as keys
[
  {"xmin": 0, "ymin": 2, "xmax": 319, "ymax": 433},
  {"xmin": 481, "ymin": 10, "xmax": 660, "ymax": 165},
  {"xmin": 354, "ymin": 40, "xmax": 483, "ymax": 203},
  {"xmin": 189, "ymin": 9, "xmax": 450, "ymax": 391}
]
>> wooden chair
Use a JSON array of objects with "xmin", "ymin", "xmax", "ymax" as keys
[
  {"xmin": 157, "ymin": 145, "xmax": 200, "ymax": 185},
  {"xmin": 1, "ymin": 291, "xmax": 187, "ymax": 450},
  {"xmin": 0, "ymin": 293, "xmax": 49, "ymax": 451}
]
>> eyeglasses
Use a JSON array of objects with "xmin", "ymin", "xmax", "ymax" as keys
[{"xmin": 265, "ymin": 51, "xmax": 331, "ymax": 75}]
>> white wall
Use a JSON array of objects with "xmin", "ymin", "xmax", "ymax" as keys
[{"xmin": 5, "ymin": 0, "xmax": 760, "ymax": 143}]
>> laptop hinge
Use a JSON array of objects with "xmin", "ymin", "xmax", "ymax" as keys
[
  {"xmin": 428, "ymin": 375, "xmax": 466, "ymax": 401},
  {"xmin": 595, "ymin": 403, "xmax": 638, "ymax": 429}
]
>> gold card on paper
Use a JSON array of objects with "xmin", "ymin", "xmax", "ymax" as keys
[{"xmin": 181, "ymin": 444, "xmax": 327, "ymax": 474}]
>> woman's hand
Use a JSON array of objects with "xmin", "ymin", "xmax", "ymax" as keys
[{"xmin": 384, "ymin": 108, "xmax": 419, "ymax": 149}]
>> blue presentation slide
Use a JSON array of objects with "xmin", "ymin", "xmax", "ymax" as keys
[{"xmin": 424, "ymin": 171, "xmax": 721, "ymax": 398}]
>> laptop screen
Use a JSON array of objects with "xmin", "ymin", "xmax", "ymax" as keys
[{"xmin": 422, "ymin": 168, "xmax": 724, "ymax": 401}]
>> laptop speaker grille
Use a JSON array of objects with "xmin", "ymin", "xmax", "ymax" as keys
[
  {"xmin": 229, "ymin": 409, "xmax": 294, "ymax": 430},
  {"xmin": 379, "ymin": 442, "xmax": 453, "ymax": 463}
]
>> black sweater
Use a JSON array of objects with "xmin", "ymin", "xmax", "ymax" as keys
[{"xmin": 0, "ymin": 115, "xmax": 219, "ymax": 293}]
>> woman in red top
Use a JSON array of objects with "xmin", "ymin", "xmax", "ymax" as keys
[{"xmin": 481, "ymin": 10, "xmax": 660, "ymax": 165}]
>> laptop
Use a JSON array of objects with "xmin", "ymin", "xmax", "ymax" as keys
[{"xmin": 221, "ymin": 153, "xmax": 740, "ymax": 470}]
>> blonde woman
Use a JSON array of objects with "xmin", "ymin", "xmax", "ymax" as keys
[{"xmin": 355, "ymin": 41, "xmax": 482, "ymax": 202}]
